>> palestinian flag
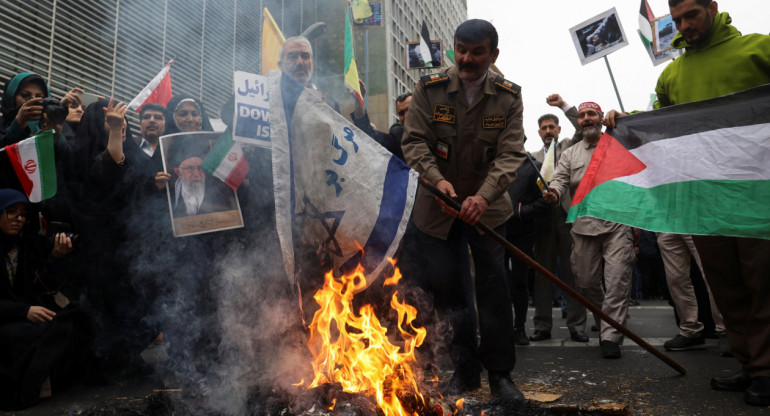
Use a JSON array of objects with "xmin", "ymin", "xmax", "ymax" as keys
[
  {"xmin": 639, "ymin": 0, "xmax": 655, "ymax": 48},
  {"xmin": 201, "ymin": 129, "xmax": 249, "ymax": 190},
  {"xmin": 568, "ymin": 84, "xmax": 770, "ymax": 240},
  {"xmin": 5, "ymin": 130, "xmax": 56, "ymax": 203},
  {"xmin": 419, "ymin": 21, "xmax": 435, "ymax": 67}
]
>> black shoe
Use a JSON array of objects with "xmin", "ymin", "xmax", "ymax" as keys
[
  {"xmin": 439, "ymin": 372, "xmax": 481, "ymax": 395},
  {"xmin": 513, "ymin": 328, "xmax": 530, "ymax": 346},
  {"xmin": 663, "ymin": 334, "xmax": 706, "ymax": 351},
  {"xmin": 570, "ymin": 331, "xmax": 589, "ymax": 343},
  {"xmin": 529, "ymin": 330, "xmax": 551, "ymax": 342},
  {"xmin": 488, "ymin": 372, "xmax": 525, "ymax": 402},
  {"xmin": 591, "ymin": 324, "xmax": 599, "ymax": 332},
  {"xmin": 745, "ymin": 377, "xmax": 770, "ymax": 406},
  {"xmin": 600, "ymin": 340, "xmax": 621, "ymax": 359},
  {"xmin": 711, "ymin": 370, "xmax": 750, "ymax": 392}
]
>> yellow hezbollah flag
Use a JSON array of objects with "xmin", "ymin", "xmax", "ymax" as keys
[
  {"xmin": 344, "ymin": 8, "xmax": 363, "ymax": 107},
  {"xmin": 261, "ymin": 8, "xmax": 285, "ymax": 75},
  {"xmin": 350, "ymin": 0, "xmax": 372, "ymax": 23}
]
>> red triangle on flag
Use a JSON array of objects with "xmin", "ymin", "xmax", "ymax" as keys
[{"xmin": 571, "ymin": 133, "xmax": 647, "ymax": 207}]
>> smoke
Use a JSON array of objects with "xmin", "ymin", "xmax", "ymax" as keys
[{"xmin": 68, "ymin": 2, "xmax": 434, "ymax": 414}]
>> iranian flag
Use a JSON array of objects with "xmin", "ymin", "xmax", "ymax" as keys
[
  {"xmin": 201, "ymin": 129, "xmax": 249, "ymax": 190},
  {"xmin": 5, "ymin": 130, "xmax": 56, "ymax": 203},
  {"xmin": 568, "ymin": 84, "xmax": 770, "ymax": 240}
]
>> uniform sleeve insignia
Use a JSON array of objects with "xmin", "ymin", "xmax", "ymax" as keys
[
  {"xmin": 433, "ymin": 104, "xmax": 456, "ymax": 124},
  {"xmin": 494, "ymin": 76, "xmax": 521, "ymax": 95},
  {"xmin": 436, "ymin": 141, "xmax": 450, "ymax": 160},
  {"xmin": 421, "ymin": 72, "xmax": 449, "ymax": 87}
]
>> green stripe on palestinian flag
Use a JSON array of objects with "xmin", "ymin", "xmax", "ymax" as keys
[
  {"xmin": 5, "ymin": 130, "xmax": 56, "ymax": 203},
  {"xmin": 201, "ymin": 129, "xmax": 249, "ymax": 190},
  {"xmin": 568, "ymin": 84, "xmax": 770, "ymax": 239}
]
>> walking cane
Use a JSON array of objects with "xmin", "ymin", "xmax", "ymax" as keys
[{"xmin": 418, "ymin": 177, "xmax": 687, "ymax": 375}]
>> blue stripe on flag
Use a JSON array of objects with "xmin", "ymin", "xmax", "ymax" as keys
[{"xmin": 356, "ymin": 156, "xmax": 410, "ymax": 273}]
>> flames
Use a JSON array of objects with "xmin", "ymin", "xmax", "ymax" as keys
[{"xmin": 305, "ymin": 261, "xmax": 430, "ymax": 416}]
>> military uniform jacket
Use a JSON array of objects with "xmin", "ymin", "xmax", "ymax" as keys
[{"xmin": 402, "ymin": 66, "xmax": 526, "ymax": 240}]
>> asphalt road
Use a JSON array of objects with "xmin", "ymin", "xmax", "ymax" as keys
[{"xmin": 6, "ymin": 300, "xmax": 769, "ymax": 416}]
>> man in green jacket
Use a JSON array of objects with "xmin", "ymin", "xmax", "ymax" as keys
[{"xmin": 604, "ymin": 0, "xmax": 770, "ymax": 406}]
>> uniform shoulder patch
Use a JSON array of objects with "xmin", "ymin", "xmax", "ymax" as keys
[
  {"xmin": 494, "ymin": 76, "xmax": 521, "ymax": 95},
  {"xmin": 421, "ymin": 72, "xmax": 449, "ymax": 87}
]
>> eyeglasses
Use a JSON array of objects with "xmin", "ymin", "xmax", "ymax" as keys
[
  {"xmin": 142, "ymin": 113, "xmax": 164, "ymax": 120},
  {"xmin": 4, "ymin": 209, "xmax": 28, "ymax": 220},
  {"xmin": 179, "ymin": 166, "xmax": 203, "ymax": 172}
]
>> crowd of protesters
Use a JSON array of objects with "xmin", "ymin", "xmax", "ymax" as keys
[
  {"xmin": 2, "ymin": 0, "xmax": 768, "ymax": 410},
  {"xmin": 0, "ymin": 71, "xmax": 274, "ymax": 409}
]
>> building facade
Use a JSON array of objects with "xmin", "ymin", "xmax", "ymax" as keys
[{"xmin": 0, "ymin": 0, "xmax": 465, "ymax": 131}]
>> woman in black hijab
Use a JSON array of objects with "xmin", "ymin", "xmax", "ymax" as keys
[
  {"xmin": 162, "ymin": 94, "xmax": 213, "ymax": 135},
  {"xmin": 68, "ymin": 99, "xmax": 158, "ymax": 380},
  {"xmin": 0, "ymin": 188, "xmax": 84, "ymax": 410}
]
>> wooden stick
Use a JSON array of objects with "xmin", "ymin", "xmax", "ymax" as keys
[{"xmin": 419, "ymin": 177, "xmax": 686, "ymax": 375}]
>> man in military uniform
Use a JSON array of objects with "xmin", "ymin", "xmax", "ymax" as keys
[{"xmin": 401, "ymin": 19, "xmax": 526, "ymax": 402}]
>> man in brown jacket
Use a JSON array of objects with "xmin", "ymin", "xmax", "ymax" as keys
[{"xmin": 401, "ymin": 19, "xmax": 526, "ymax": 402}]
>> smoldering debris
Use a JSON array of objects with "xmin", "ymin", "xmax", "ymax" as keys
[{"xmin": 62, "ymin": 388, "xmax": 609, "ymax": 416}]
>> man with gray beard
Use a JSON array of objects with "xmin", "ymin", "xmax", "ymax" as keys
[
  {"xmin": 543, "ymin": 102, "xmax": 635, "ymax": 360},
  {"xmin": 167, "ymin": 136, "xmax": 236, "ymax": 217}
]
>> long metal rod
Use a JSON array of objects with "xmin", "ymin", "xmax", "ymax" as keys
[
  {"xmin": 418, "ymin": 177, "xmax": 686, "ymax": 375},
  {"xmin": 603, "ymin": 55, "xmax": 625, "ymax": 113}
]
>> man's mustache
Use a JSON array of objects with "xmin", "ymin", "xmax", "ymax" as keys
[{"xmin": 458, "ymin": 62, "xmax": 478, "ymax": 71}]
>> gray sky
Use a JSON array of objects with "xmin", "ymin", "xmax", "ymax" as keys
[{"xmin": 467, "ymin": 0, "xmax": 767, "ymax": 152}]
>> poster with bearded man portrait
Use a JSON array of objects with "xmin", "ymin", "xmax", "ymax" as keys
[{"xmin": 160, "ymin": 132, "xmax": 244, "ymax": 237}]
